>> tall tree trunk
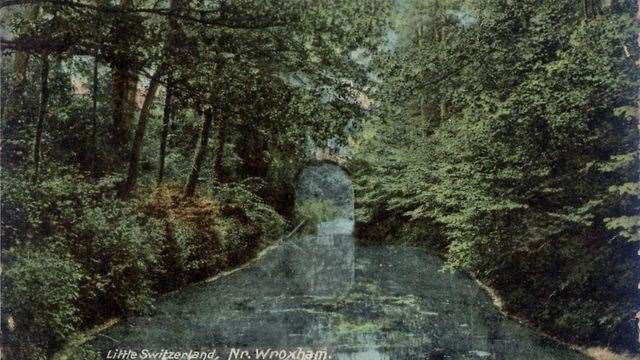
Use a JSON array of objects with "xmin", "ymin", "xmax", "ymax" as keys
[
  {"xmin": 14, "ymin": 49, "xmax": 30, "ymax": 81},
  {"xmin": 119, "ymin": 67, "xmax": 164, "ymax": 196},
  {"xmin": 582, "ymin": 0, "xmax": 598, "ymax": 19},
  {"xmin": 32, "ymin": 54, "xmax": 49, "ymax": 183},
  {"xmin": 157, "ymin": 82, "xmax": 173, "ymax": 184},
  {"xmin": 12, "ymin": 52, "xmax": 29, "ymax": 103},
  {"xmin": 0, "ymin": 55, "xmax": 5, "ymax": 123},
  {"xmin": 91, "ymin": 58, "xmax": 99, "ymax": 175},
  {"xmin": 184, "ymin": 109, "xmax": 214, "ymax": 197},
  {"xmin": 239, "ymin": 126, "xmax": 268, "ymax": 179},
  {"xmin": 7, "ymin": 5, "xmax": 36, "ymax": 128},
  {"xmin": 110, "ymin": 66, "xmax": 138, "ymax": 150},
  {"xmin": 156, "ymin": 0, "xmax": 182, "ymax": 184},
  {"xmin": 3, "ymin": 50, "xmax": 31, "ymax": 164},
  {"xmin": 109, "ymin": 0, "xmax": 137, "ymax": 152},
  {"xmin": 213, "ymin": 115, "xmax": 227, "ymax": 183}
]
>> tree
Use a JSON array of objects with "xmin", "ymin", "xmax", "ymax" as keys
[
  {"xmin": 32, "ymin": 53, "xmax": 48, "ymax": 182},
  {"xmin": 184, "ymin": 108, "xmax": 214, "ymax": 197},
  {"xmin": 0, "ymin": 1, "xmax": 389, "ymax": 356},
  {"xmin": 157, "ymin": 81, "xmax": 173, "ymax": 184},
  {"xmin": 108, "ymin": 0, "xmax": 141, "ymax": 153},
  {"xmin": 119, "ymin": 65, "xmax": 165, "ymax": 196},
  {"xmin": 353, "ymin": 0, "xmax": 640, "ymax": 350}
]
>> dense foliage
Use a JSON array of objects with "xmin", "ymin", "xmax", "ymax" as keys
[
  {"xmin": 0, "ymin": 0, "xmax": 387, "ymax": 358},
  {"xmin": 352, "ymin": 0, "xmax": 640, "ymax": 352},
  {"xmin": 3, "ymin": 0, "xmax": 638, "ymax": 357},
  {"xmin": 2, "ymin": 166, "xmax": 288, "ymax": 358}
]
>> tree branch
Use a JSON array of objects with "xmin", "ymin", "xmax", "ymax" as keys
[{"xmin": 0, "ymin": 0, "xmax": 289, "ymax": 29}]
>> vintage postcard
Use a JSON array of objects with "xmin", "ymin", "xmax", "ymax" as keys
[{"xmin": 1, "ymin": 1, "xmax": 639, "ymax": 359}]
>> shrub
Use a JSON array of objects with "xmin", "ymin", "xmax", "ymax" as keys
[
  {"xmin": 3, "ymin": 246, "xmax": 83, "ymax": 358},
  {"xmin": 73, "ymin": 204, "xmax": 164, "ymax": 317},
  {"xmin": 2, "ymin": 168, "xmax": 163, "ymax": 357},
  {"xmin": 214, "ymin": 182, "xmax": 285, "ymax": 243},
  {"xmin": 2, "ymin": 171, "xmax": 286, "ymax": 358},
  {"xmin": 145, "ymin": 186, "xmax": 227, "ymax": 282},
  {"xmin": 155, "ymin": 217, "xmax": 198, "ymax": 289},
  {"xmin": 1, "ymin": 166, "xmax": 123, "ymax": 249}
]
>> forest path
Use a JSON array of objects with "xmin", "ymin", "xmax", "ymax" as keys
[{"xmin": 90, "ymin": 218, "xmax": 589, "ymax": 360}]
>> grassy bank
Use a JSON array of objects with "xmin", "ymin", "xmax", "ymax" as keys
[
  {"xmin": 2, "ymin": 170, "xmax": 285, "ymax": 359},
  {"xmin": 52, "ymin": 216, "xmax": 305, "ymax": 360}
]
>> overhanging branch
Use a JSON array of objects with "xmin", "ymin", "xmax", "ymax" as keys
[{"xmin": 0, "ymin": 0, "xmax": 289, "ymax": 29}]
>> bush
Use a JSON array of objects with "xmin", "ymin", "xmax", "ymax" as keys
[
  {"xmin": 1, "ymin": 166, "xmax": 123, "ymax": 249},
  {"xmin": 73, "ymin": 204, "xmax": 164, "ymax": 317},
  {"xmin": 145, "ymin": 186, "xmax": 227, "ymax": 282},
  {"xmin": 144, "ymin": 183, "xmax": 284, "ymax": 283},
  {"xmin": 215, "ymin": 181, "xmax": 286, "ymax": 241},
  {"xmin": 2, "ymin": 171, "xmax": 286, "ymax": 358},
  {"xmin": 2, "ymin": 168, "xmax": 164, "ymax": 357},
  {"xmin": 208, "ymin": 182, "xmax": 285, "ymax": 265},
  {"xmin": 3, "ymin": 246, "xmax": 83, "ymax": 359}
]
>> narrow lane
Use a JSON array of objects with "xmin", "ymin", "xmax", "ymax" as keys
[{"xmin": 91, "ymin": 219, "xmax": 588, "ymax": 360}]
